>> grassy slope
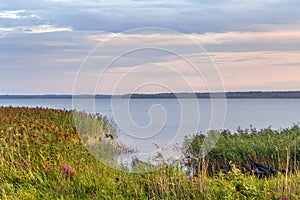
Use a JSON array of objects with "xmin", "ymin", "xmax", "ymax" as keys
[{"xmin": 0, "ymin": 107, "xmax": 299, "ymax": 199}]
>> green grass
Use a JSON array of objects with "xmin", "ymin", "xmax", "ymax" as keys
[
  {"xmin": 185, "ymin": 126, "xmax": 300, "ymax": 175},
  {"xmin": 0, "ymin": 106, "xmax": 299, "ymax": 199}
]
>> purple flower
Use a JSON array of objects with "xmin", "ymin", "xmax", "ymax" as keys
[
  {"xmin": 61, "ymin": 164, "xmax": 73, "ymax": 175},
  {"xmin": 282, "ymin": 194, "xmax": 289, "ymax": 200}
]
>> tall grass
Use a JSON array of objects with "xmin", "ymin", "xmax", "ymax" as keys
[
  {"xmin": 0, "ymin": 106, "xmax": 299, "ymax": 199},
  {"xmin": 185, "ymin": 126, "xmax": 300, "ymax": 175}
]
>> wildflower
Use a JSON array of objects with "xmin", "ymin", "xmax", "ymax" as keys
[
  {"xmin": 61, "ymin": 164, "xmax": 73, "ymax": 175},
  {"xmin": 197, "ymin": 178, "xmax": 201, "ymax": 185},
  {"xmin": 287, "ymin": 186, "xmax": 293, "ymax": 193},
  {"xmin": 282, "ymin": 194, "xmax": 288, "ymax": 200},
  {"xmin": 44, "ymin": 164, "xmax": 51, "ymax": 172},
  {"xmin": 24, "ymin": 161, "xmax": 30, "ymax": 169}
]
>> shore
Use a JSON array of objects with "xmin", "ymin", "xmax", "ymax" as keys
[{"xmin": 0, "ymin": 107, "xmax": 299, "ymax": 199}]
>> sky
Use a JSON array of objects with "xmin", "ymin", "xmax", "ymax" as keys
[{"xmin": 1, "ymin": 0, "xmax": 300, "ymax": 94}]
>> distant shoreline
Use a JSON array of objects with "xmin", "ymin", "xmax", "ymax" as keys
[{"xmin": 1, "ymin": 91, "xmax": 300, "ymax": 99}]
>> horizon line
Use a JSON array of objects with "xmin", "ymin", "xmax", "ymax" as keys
[
  {"xmin": 1, "ymin": 90, "xmax": 300, "ymax": 96},
  {"xmin": 1, "ymin": 91, "xmax": 300, "ymax": 99}
]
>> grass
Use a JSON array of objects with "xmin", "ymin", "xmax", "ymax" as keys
[
  {"xmin": 0, "ymin": 106, "xmax": 299, "ymax": 199},
  {"xmin": 185, "ymin": 126, "xmax": 300, "ymax": 174}
]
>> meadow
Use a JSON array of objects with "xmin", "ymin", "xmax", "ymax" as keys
[{"xmin": 0, "ymin": 106, "xmax": 299, "ymax": 199}]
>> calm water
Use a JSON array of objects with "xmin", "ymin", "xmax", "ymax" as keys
[
  {"xmin": 1, "ymin": 98, "xmax": 299, "ymax": 154},
  {"xmin": 1, "ymin": 98, "xmax": 299, "ymax": 130}
]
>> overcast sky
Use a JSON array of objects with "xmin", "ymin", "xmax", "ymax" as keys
[{"xmin": 1, "ymin": 0, "xmax": 300, "ymax": 94}]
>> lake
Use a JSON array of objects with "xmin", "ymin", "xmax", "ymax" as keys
[{"xmin": 1, "ymin": 98, "xmax": 299, "ymax": 158}]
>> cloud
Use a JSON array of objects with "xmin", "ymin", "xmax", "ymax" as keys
[
  {"xmin": 63, "ymin": 0, "xmax": 300, "ymax": 33},
  {"xmin": 2, "ymin": 0, "xmax": 300, "ymax": 34},
  {"xmin": 1, "ymin": 27, "xmax": 300, "ymax": 94},
  {"xmin": 0, "ymin": 25, "xmax": 71, "ymax": 37},
  {"xmin": 0, "ymin": 10, "xmax": 32, "ymax": 19},
  {"xmin": 81, "ymin": 29, "xmax": 300, "ymax": 53},
  {"xmin": 0, "ymin": 0, "xmax": 300, "ymax": 94},
  {"xmin": 272, "ymin": 62, "xmax": 300, "ymax": 67},
  {"xmin": 0, "ymin": 8, "xmax": 72, "ymax": 38}
]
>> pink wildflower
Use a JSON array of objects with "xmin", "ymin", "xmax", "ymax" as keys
[
  {"xmin": 61, "ymin": 164, "xmax": 73, "ymax": 175},
  {"xmin": 197, "ymin": 178, "xmax": 201, "ymax": 185},
  {"xmin": 282, "ymin": 194, "xmax": 288, "ymax": 200}
]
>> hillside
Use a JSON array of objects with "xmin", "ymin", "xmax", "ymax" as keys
[{"xmin": 0, "ymin": 107, "xmax": 299, "ymax": 199}]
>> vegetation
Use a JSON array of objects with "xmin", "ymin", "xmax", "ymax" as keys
[
  {"xmin": 1, "ymin": 91, "xmax": 300, "ymax": 99},
  {"xmin": 0, "ymin": 106, "xmax": 299, "ymax": 199},
  {"xmin": 185, "ymin": 126, "xmax": 300, "ymax": 175}
]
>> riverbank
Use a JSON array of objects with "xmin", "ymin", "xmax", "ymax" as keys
[{"xmin": 0, "ymin": 107, "xmax": 299, "ymax": 199}]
